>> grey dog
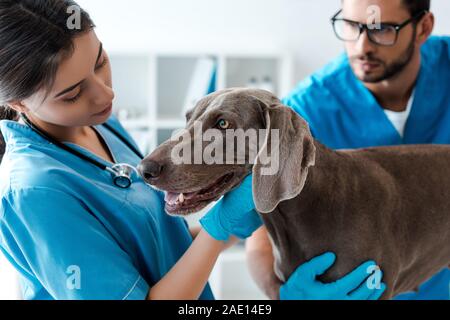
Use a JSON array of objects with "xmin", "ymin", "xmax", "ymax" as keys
[{"xmin": 139, "ymin": 88, "xmax": 450, "ymax": 299}]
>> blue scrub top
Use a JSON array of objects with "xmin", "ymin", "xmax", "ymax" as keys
[
  {"xmin": 283, "ymin": 36, "xmax": 450, "ymax": 300},
  {"xmin": 0, "ymin": 115, "xmax": 214, "ymax": 300}
]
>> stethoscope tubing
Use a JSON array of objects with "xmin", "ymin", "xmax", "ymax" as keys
[{"xmin": 20, "ymin": 113, "xmax": 144, "ymax": 188}]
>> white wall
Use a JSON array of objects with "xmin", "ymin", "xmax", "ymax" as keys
[
  {"xmin": 77, "ymin": 0, "xmax": 450, "ymax": 84},
  {"xmin": 0, "ymin": 253, "xmax": 21, "ymax": 300}
]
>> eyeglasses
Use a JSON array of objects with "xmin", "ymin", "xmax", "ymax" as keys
[{"xmin": 331, "ymin": 9, "xmax": 427, "ymax": 46}]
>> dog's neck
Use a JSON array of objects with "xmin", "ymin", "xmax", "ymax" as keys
[
  {"xmin": 302, "ymin": 140, "xmax": 348, "ymax": 195},
  {"xmin": 259, "ymin": 140, "xmax": 354, "ymax": 281},
  {"xmin": 282, "ymin": 140, "xmax": 352, "ymax": 222}
]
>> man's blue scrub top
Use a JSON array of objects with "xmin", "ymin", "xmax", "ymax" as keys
[
  {"xmin": 283, "ymin": 36, "xmax": 450, "ymax": 300},
  {"xmin": 0, "ymin": 116, "xmax": 214, "ymax": 300}
]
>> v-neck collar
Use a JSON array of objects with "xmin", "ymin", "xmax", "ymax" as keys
[
  {"xmin": 362, "ymin": 83, "xmax": 416, "ymax": 144},
  {"xmin": 346, "ymin": 74, "xmax": 404, "ymax": 146},
  {"xmin": 63, "ymin": 125, "xmax": 117, "ymax": 167},
  {"xmin": 92, "ymin": 126, "xmax": 117, "ymax": 164},
  {"xmin": 383, "ymin": 91, "xmax": 415, "ymax": 138}
]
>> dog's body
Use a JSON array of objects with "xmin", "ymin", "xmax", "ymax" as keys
[
  {"xmin": 140, "ymin": 88, "xmax": 450, "ymax": 299},
  {"xmin": 262, "ymin": 141, "xmax": 450, "ymax": 299}
]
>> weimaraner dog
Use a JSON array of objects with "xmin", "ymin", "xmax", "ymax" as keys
[{"xmin": 139, "ymin": 88, "xmax": 450, "ymax": 299}]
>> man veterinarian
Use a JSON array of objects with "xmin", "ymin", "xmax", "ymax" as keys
[{"xmin": 245, "ymin": 0, "xmax": 450, "ymax": 300}]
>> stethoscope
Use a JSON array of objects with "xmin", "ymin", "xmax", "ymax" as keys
[{"xmin": 20, "ymin": 113, "xmax": 144, "ymax": 189}]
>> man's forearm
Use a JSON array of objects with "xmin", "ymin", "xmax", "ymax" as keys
[
  {"xmin": 189, "ymin": 226, "xmax": 201, "ymax": 239},
  {"xmin": 246, "ymin": 227, "xmax": 283, "ymax": 300}
]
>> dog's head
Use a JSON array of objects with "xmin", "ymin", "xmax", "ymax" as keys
[{"xmin": 138, "ymin": 88, "xmax": 316, "ymax": 216}]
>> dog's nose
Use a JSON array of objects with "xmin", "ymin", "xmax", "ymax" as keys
[{"xmin": 138, "ymin": 160, "xmax": 163, "ymax": 181}]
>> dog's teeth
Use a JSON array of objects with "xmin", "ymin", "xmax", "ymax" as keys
[{"xmin": 178, "ymin": 193, "xmax": 185, "ymax": 204}]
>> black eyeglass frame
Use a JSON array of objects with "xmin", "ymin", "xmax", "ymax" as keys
[{"xmin": 330, "ymin": 9, "xmax": 428, "ymax": 46}]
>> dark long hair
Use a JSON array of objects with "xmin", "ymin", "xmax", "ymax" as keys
[{"xmin": 0, "ymin": 0, "xmax": 94, "ymax": 160}]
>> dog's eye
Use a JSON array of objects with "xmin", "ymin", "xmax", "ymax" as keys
[{"xmin": 216, "ymin": 119, "xmax": 230, "ymax": 130}]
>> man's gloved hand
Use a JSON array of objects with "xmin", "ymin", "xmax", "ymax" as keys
[
  {"xmin": 280, "ymin": 252, "xmax": 387, "ymax": 300},
  {"xmin": 200, "ymin": 174, "xmax": 262, "ymax": 241}
]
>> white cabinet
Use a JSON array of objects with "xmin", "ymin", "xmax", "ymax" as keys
[{"xmin": 209, "ymin": 244, "xmax": 268, "ymax": 300}]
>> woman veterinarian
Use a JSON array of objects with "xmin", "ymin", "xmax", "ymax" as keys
[{"xmin": 0, "ymin": 0, "xmax": 385, "ymax": 300}]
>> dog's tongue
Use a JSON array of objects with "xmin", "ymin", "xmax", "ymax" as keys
[{"xmin": 165, "ymin": 192, "xmax": 180, "ymax": 206}]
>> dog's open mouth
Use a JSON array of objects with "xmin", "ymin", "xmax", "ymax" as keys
[{"xmin": 164, "ymin": 173, "xmax": 235, "ymax": 215}]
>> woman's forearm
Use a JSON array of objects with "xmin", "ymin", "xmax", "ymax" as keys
[
  {"xmin": 245, "ymin": 227, "xmax": 283, "ymax": 300},
  {"xmin": 148, "ymin": 229, "xmax": 238, "ymax": 300}
]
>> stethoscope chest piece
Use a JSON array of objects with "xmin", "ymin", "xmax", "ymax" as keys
[
  {"xmin": 108, "ymin": 163, "xmax": 139, "ymax": 189},
  {"xmin": 20, "ymin": 113, "xmax": 144, "ymax": 189}
]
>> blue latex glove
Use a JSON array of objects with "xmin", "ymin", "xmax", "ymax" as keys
[
  {"xmin": 200, "ymin": 174, "xmax": 262, "ymax": 241},
  {"xmin": 280, "ymin": 252, "xmax": 387, "ymax": 300}
]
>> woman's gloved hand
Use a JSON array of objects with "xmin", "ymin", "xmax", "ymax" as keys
[
  {"xmin": 280, "ymin": 252, "xmax": 387, "ymax": 300},
  {"xmin": 200, "ymin": 174, "xmax": 262, "ymax": 241}
]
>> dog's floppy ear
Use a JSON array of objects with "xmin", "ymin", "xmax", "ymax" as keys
[{"xmin": 252, "ymin": 102, "xmax": 316, "ymax": 214}]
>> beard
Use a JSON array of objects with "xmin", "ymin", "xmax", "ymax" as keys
[{"xmin": 350, "ymin": 40, "xmax": 416, "ymax": 83}]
